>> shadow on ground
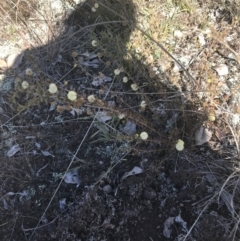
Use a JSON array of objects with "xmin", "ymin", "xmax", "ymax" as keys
[{"xmin": 0, "ymin": 1, "xmax": 240, "ymax": 240}]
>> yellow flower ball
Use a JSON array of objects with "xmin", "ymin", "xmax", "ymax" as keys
[
  {"xmin": 87, "ymin": 94, "xmax": 96, "ymax": 103},
  {"xmin": 114, "ymin": 69, "xmax": 121, "ymax": 75},
  {"xmin": 67, "ymin": 91, "xmax": 77, "ymax": 101},
  {"xmin": 71, "ymin": 52, "xmax": 78, "ymax": 58},
  {"xmin": 140, "ymin": 132, "xmax": 148, "ymax": 140},
  {"xmin": 131, "ymin": 84, "xmax": 138, "ymax": 91},
  {"xmin": 91, "ymin": 40, "xmax": 98, "ymax": 47},
  {"xmin": 140, "ymin": 100, "xmax": 147, "ymax": 108},
  {"xmin": 208, "ymin": 113, "xmax": 215, "ymax": 122},
  {"xmin": 21, "ymin": 81, "xmax": 29, "ymax": 89},
  {"xmin": 123, "ymin": 77, "xmax": 128, "ymax": 83},
  {"xmin": 25, "ymin": 68, "xmax": 33, "ymax": 76},
  {"xmin": 176, "ymin": 139, "xmax": 184, "ymax": 151},
  {"xmin": 118, "ymin": 113, "xmax": 125, "ymax": 119},
  {"xmin": 48, "ymin": 83, "xmax": 58, "ymax": 94}
]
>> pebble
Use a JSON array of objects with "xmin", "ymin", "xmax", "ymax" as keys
[
  {"xmin": 143, "ymin": 187, "xmax": 157, "ymax": 199},
  {"xmin": 103, "ymin": 184, "xmax": 112, "ymax": 194},
  {"xmin": 214, "ymin": 63, "xmax": 228, "ymax": 76},
  {"xmin": 0, "ymin": 59, "xmax": 7, "ymax": 69}
]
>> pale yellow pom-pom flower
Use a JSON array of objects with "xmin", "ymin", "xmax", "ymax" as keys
[
  {"xmin": 48, "ymin": 83, "xmax": 58, "ymax": 94},
  {"xmin": 71, "ymin": 52, "xmax": 78, "ymax": 58},
  {"xmin": 208, "ymin": 113, "xmax": 215, "ymax": 122},
  {"xmin": 25, "ymin": 68, "xmax": 33, "ymax": 76},
  {"xmin": 140, "ymin": 100, "xmax": 147, "ymax": 109},
  {"xmin": 87, "ymin": 94, "xmax": 96, "ymax": 103},
  {"xmin": 94, "ymin": 3, "xmax": 99, "ymax": 8},
  {"xmin": 140, "ymin": 132, "xmax": 148, "ymax": 140},
  {"xmin": 91, "ymin": 7, "xmax": 96, "ymax": 12},
  {"xmin": 131, "ymin": 84, "xmax": 138, "ymax": 91},
  {"xmin": 118, "ymin": 113, "xmax": 125, "ymax": 119},
  {"xmin": 91, "ymin": 40, "xmax": 98, "ymax": 47},
  {"xmin": 176, "ymin": 139, "xmax": 184, "ymax": 151},
  {"xmin": 114, "ymin": 69, "xmax": 121, "ymax": 75},
  {"xmin": 21, "ymin": 81, "xmax": 29, "ymax": 89},
  {"xmin": 67, "ymin": 91, "xmax": 77, "ymax": 101},
  {"xmin": 123, "ymin": 77, "xmax": 128, "ymax": 83}
]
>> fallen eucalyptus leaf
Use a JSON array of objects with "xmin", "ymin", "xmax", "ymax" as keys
[
  {"xmin": 92, "ymin": 74, "xmax": 112, "ymax": 86},
  {"xmin": 25, "ymin": 136, "xmax": 36, "ymax": 139},
  {"xmin": 3, "ymin": 199, "xmax": 9, "ymax": 209},
  {"xmin": 78, "ymin": 56, "xmax": 99, "ymax": 68},
  {"xmin": 7, "ymin": 144, "xmax": 20, "ymax": 157},
  {"xmin": 95, "ymin": 111, "xmax": 112, "ymax": 123},
  {"xmin": 195, "ymin": 126, "xmax": 212, "ymax": 145},
  {"xmin": 81, "ymin": 51, "xmax": 98, "ymax": 59},
  {"xmin": 64, "ymin": 170, "xmax": 81, "ymax": 186},
  {"xmin": 35, "ymin": 142, "xmax": 41, "ymax": 149},
  {"xmin": 121, "ymin": 166, "xmax": 143, "ymax": 181},
  {"xmin": 163, "ymin": 217, "xmax": 175, "ymax": 238},
  {"xmin": 123, "ymin": 120, "xmax": 136, "ymax": 136},
  {"xmin": 70, "ymin": 107, "xmax": 85, "ymax": 117},
  {"xmin": 5, "ymin": 192, "xmax": 15, "ymax": 196},
  {"xmin": 220, "ymin": 189, "xmax": 235, "ymax": 217},
  {"xmin": 7, "ymin": 52, "xmax": 24, "ymax": 69},
  {"xmin": 41, "ymin": 150, "xmax": 55, "ymax": 157},
  {"xmin": 5, "ymin": 191, "xmax": 27, "ymax": 197},
  {"xmin": 59, "ymin": 198, "xmax": 67, "ymax": 210},
  {"xmin": 175, "ymin": 214, "xmax": 187, "ymax": 232}
]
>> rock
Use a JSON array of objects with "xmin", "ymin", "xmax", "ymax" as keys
[
  {"xmin": 7, "ymin": 52, "xmax": 24, "ymax": 69},
  {"xmin": 0, "ymin": 59, "xmax": 7, "ymax": 69},
  {"xmin": 214, "ymin": 64, "xmax": 228, "ymax": 76},
  {"xmin": 143, "ymin": 187, "xmax": 157, "ymax": 199},
  {"xmin": 103, "ymin": 184, "xmax": 112, "ymax": 194},
  {"xmin": 174, "ymin": 30, "xmax": 183, "ymax": 39}
]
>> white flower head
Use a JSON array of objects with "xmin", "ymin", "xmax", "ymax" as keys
[
  {"xmin": 140, "ymin": 100, "xmax": 147, "ymax": 108},
  {"xmin": 131, "ymin": 83, "xmax": 138, "ymax": 91},
  {"xmin": 48, "ymin": 83, "xmax": 58, "ymax": 94},
  {"xmin": 67, "ymin": 91, "xmax": 77, "ymax": 101},
  {"xmin": 87, "ymin": 94, "xmax": 96, "ymax": 103},
  {"xmin": 176, "ymin": 139, "xmax": 184, "ymax": 151},
  {"xmin": 91, "ymin": 40, "xmax": 98, "ymax": 47},
  {"xmin": 25, "ymin": 68, "xmax": 33, "ymax": 76},
  {"xmin": 71, "ymin": 52, "xmax": 78, "ymax": 58},
  {"xmin": 118, "ymin": 113, "xmax": 125, "ymax": 119},
  {"xmin": 140, "ymin": 132, "xmax": 148, "ymax": 140},
  {"xmin": 114, "ymin": 69, "xmax": 121, "ymax": 75},
  {"xmin": 123, "ymin": 77, "xmax": 128, "ymax": 83},
  {"xmin": 91, "ymin": 7, "xmax": 96, "ymax": 12},
  {"xmin": 94, "ymin": 3, "xmax": 99, "ymax": 8},
  {"xmin": 21, "ymin": 81, "xmax": 29, "ymax": 89}
]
